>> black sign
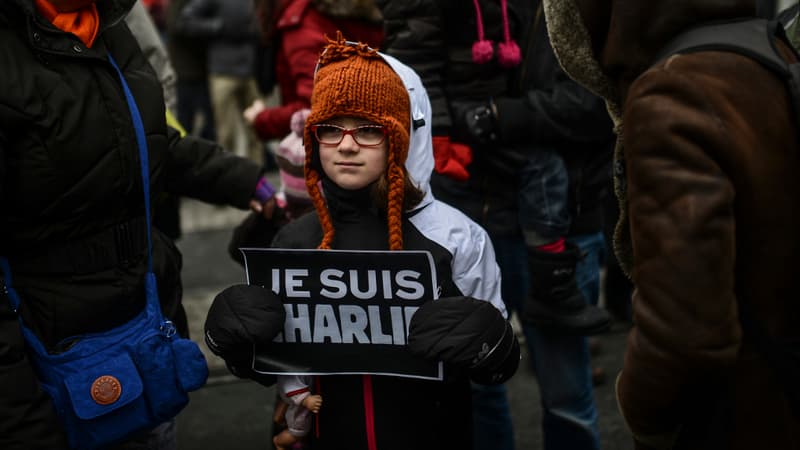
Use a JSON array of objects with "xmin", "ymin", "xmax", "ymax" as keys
[{"xmin": 241, "ymin": 248, "xmax": 442, "ymax": 380}]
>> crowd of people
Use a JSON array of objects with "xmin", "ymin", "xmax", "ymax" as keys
[{"xmin": 1, "ymin": 0, "xmax": 799, "ymax": 449}]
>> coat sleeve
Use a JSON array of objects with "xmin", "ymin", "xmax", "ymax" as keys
[
  {"xmin": 251, "ymin": 19, "xmax": 323, "ymax": 141},
  {"xmin": 451, "ymin": 220, "xmax": 506, "ymax": 318},
  {"xmin": 376, "ymin": 0, "xmax": 451, "ymax": 134},
  {"xmin": 492, "ymin": 29, "xmax": 613, "ymax": 148},
  {"xmin": 162, "ymin": 127, "xmax": 262, "ymax": 208},
  {"xmin": 0, "ymin": 299, "xmax": 68, "ymax": 449},
  {"xmin": 616, "ymin": 66, "xmax": 741, "ymax": 441},
  {"xmin": 173, "ymin": 0, "xmax": 222, "ymax": 38}
]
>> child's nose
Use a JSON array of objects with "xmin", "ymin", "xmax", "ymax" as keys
[{"xmin": 338, "ymin": 133, "xmax": 360, "ymax": 151}]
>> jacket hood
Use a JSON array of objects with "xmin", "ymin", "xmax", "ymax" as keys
[
  {"xmin": 380, "ymin": 51, "xmax": 435, "ymax": 211},
  {"xmin": 542, "ymin": 0, "xmax": 756, "ymax": 122}
]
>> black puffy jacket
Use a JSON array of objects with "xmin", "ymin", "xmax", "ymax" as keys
[
  {"xmin": 376, "ymin": 0, "xmax": 615, "ymax": 236},
  {"xmin": 0, "ymin": 0, "xmax": 261, "ymax": 447}
]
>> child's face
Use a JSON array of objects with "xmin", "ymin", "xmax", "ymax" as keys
[{"xmin": 315, "ymin": 117, "xmax": 388, "ymax": 190}]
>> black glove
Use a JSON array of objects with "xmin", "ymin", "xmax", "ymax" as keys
[
  {"xmin": 408, "ymin": 296, "xmax": 520, "ymax": 385},
  {"xmin": 463, "ymin": 103, "xmax": 499, "ymax": 146},
  {"xmin": 204, "ymin": 284, "xmax": 286, "ymax": 368},
  {"xmin": 459, "ymin": 101, "xmax": 527, "ymax": 178}
]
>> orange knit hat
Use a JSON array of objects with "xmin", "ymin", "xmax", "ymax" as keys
[{"xmin": 304, "ymin": 33, "xmax": 411, "ymax": 251}]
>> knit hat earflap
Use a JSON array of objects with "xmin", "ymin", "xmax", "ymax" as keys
[
  {"xmin": 471, "ymin": 0, "xmax": 521, "ymax": 68},
  {"xmin": 304, "ymin": 32, "xmax": 411, "ymax": 251}
]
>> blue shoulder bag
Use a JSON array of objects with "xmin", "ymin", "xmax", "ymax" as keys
[{"xmin": 0, "ymin": 54, "xmax": 208, "ymax": 449}]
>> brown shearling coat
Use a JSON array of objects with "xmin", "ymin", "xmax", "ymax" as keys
[{"xmin": 543, "ymin": 1, "xmax": 800, "ymax": 449}]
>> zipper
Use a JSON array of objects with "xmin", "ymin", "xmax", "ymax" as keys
[
  {"xmin": 517, "ymin": 3, "xmax": 543, "ymax": 94},
  {"xmin": 363, "ymin": 375, "xmax": 377, "ymax": 450}
]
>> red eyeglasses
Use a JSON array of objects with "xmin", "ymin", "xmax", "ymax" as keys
[{"xmin": 310, "ymin": 124, "xmax": 387, "ymax": 147}]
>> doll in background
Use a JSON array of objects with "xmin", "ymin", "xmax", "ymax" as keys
[{"xmin": 273, "ymin": 375, "xmax": 322, "ymax": 450}]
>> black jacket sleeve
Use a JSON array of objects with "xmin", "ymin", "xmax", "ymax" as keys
[
  {"xmin": 174, "ymin": 0, "xmax": 257, "ymax": 41},
  {"xmin": 376, "ymin": 0, "xmax": 452, "ymax": 134},
  {"xmin": 0, "ymin": 299, "xmax": 68, "ymax": 449},
  {"xmin": 162, "ymin": 127, "xmax": 262, "ymax": 209},
  {"xmin": 228, "ymin": 212, "xmax": 286, "ymax": 266},
  {"xmin": 494, "ymin": 78, "xmax": 612, "ymax": 147},
  {"xmin": 173, "ymin": 0, "xmax": 222, "ymax": 38},
  {"xmin": 492, "ymin": 21, "xmax": 613, "ymax": 148}
]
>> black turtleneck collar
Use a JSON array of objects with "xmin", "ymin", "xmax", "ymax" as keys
[{"xmin": 321, "ymin": 177, "xmax": 381, "ymax": 223}]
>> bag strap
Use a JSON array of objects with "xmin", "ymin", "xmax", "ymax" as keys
[
  {"xmin": 106, "ymin": 55, "xmax": 167, "ymax": 324},
  {"xmin": 106, "ymin": 54, "xmax": 153, "ymax": 275},
  {"xmin": 656, "ymin": 18, "xmax": 800, "ymax": 130},
  {"xmin": 0, "ymin": 258, "xmax": 20, "ymax": 312}
]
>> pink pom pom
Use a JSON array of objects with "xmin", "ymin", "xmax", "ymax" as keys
[
  {"xmin": 497, "ymin": 41, "xmax": 521, "ymax": 68},
  {"xmin": 472, "ymin": 40, "xmax": 494, "ymax": 64}
]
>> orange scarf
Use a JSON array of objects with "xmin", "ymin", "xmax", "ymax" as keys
[{"xmin": 34, "ymin": 0, "xmax": 100, "ymax": 48}]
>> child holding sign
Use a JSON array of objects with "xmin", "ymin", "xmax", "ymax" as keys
[{"xmin": 205, "ymin": 34, "xmax": 520, "ymax": 450}]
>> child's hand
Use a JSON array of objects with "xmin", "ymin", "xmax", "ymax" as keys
[
  {"xmin": 249, "ymin": 197, "xmax": 276, "ymax": 220},
  {"xmin": 243, "ymin": 99, "xmax": 266, "ymax": 125},
  {"xmin": 303, "ymin": 394, "xmax": 323, "ymax": 414}
]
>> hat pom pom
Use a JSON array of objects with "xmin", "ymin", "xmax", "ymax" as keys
[
  {"xmin": 497, "ymin": 40, "xmax": 521, "ymax": 68},
  {"xmin": 472, "ymin": 40, "xmax": 494, "ymax": 64}
]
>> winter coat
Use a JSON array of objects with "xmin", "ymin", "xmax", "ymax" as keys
[
  {"xmin": 376, "ymin": 0, "xmax": 614, "ymax": 237},
  {"xmin": 269, "ymin": 54, "xmax": 506, "ymax": 450},
  {"xmin": 543, "ymin": 0, "xmax": 800, "ymax": 448},
  {"xmin": 0, "ymin": 0, "xmax": 262, "ymax": 447},
  {"xmin": 174, "ymin": 0, "xmax": 259, "ymax": 78},
  {"xmin": 251, "ymin": 0, "xmax": 383, "ymax": 141},
  {"xmin": 165, "ymin": 0, "xmax": 208, "ymax": 83}
]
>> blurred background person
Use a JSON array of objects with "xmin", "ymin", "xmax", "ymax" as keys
[
  {"xmin": 175, "ymin": 0, "xmax": 265, "ymax": 165},
  {"xmin": 242, "ymin": 0, "xmax": 383, "ymax": 145},
  {"xmin": 166, "ymin": 0, "xmax": 217, "ymax": 143}
]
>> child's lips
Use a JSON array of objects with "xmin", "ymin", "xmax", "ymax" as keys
[{"xmin": 335, "ymin": 161, "xmax": 363, "ymax": 166}]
